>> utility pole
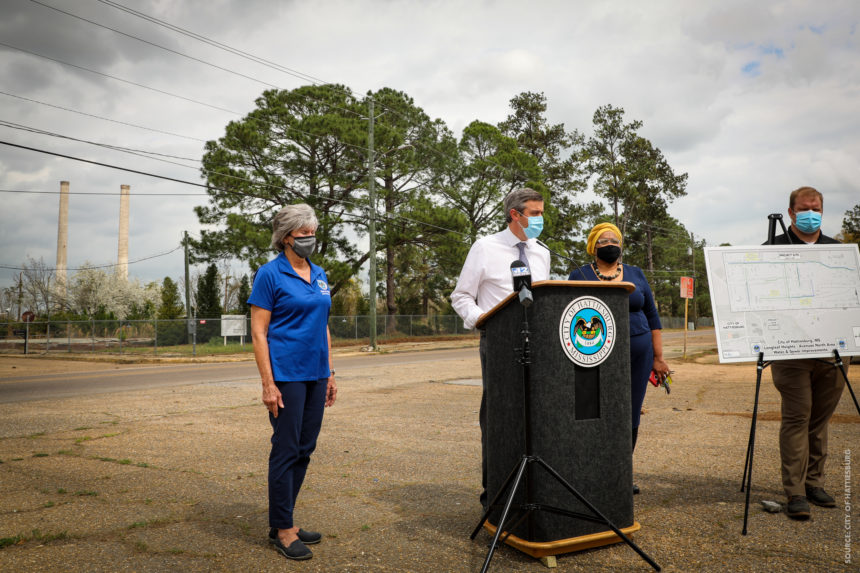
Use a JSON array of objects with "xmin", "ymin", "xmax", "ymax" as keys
[
  {"xmin": 690, "ymin": 231, "xmax": 697, "ymax": 328},
  {"xmin": 223, "ymin": 272, "xmax": 230, "ymax": 313},
  {"xmin": 184, "ymin": 231, "xmax": 192, "ymax": 344},
  {"xmin": 17, "ymin": 271, "xmax": 23, "ymax": 321},
  {"xmin": 367, "ymin": 98, "xmax": 378, "ymax": 351}
]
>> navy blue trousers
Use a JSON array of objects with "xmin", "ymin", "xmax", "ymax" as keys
[
  {"xmin": 629, "ymin": 331, "xmax": 654, "ymax": 429},
  {"xmin": 268, "ymin": 378, "xmax": 327, "ymax": 529}
]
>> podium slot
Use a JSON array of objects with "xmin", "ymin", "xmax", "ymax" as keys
[{"xmin": 574, "ymin": 366, "xmax": 600, "ymax": 420}]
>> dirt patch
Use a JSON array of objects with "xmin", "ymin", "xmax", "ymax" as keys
[{"xmin": 1, "ymin": 332, "xmax": 857, "ymax": 572}]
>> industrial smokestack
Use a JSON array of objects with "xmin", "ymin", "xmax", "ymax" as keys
[
  {"xmin": 117, "ymin": 184, "xmax": 130, "ymax": 280},
  {"xmin": 56, "ymin": 180, "xmax": 69, "ymax": 286}
]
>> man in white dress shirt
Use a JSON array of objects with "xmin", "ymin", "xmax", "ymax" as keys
[{"xmin": 451, "ymin": 187, "xmax": 551, "ymax": 507}]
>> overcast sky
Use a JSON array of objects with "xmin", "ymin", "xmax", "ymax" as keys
[{"xmin": 1, "ymin": 0, "xmax": 858, "ymax": 293}]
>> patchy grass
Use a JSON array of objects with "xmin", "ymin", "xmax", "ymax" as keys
[
  {"xmin": 0, "ymin": 534, "xmax": 24, "ymax": 548},
  {"xmin": 1, "ymin": 530, "xmax": 69, "ymax": 548},
  {"xmin": 32, "ymin": 452, "xmax": 49, "ymax": 458}
]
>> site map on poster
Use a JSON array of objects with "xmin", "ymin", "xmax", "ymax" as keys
[{"xmin": 704, "ymin": 244, "xmax": 860, "ymax": 363}]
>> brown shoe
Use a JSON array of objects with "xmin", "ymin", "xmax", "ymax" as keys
[
  {"xmin": 805, "ymin": 487, "xmax": 836, "ymax": 508},
  {"xmin": 786, "ymin": 495, "xmax": 810, "ymax": 520}
]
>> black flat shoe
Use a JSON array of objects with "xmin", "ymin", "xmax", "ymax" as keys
[
  {"xmin": 272, "ymin": 537, "xmax": 312, "ymax": 560},
  {"xmin": 633, "ymin": 484, "xmax": 640, "ymax": 495},
  {"xmin": 269, "ymin": 527, "xmax": 322, "ymax": 545}
]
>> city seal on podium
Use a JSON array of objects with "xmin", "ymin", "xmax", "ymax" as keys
[{"xmin": 559, "ymin": 296, "xmax": 616, "ymax": 367}]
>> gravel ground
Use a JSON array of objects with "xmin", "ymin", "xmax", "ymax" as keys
[{"xmin": 0, "ymin": 333, "xmax": 857, "ymax": 572}]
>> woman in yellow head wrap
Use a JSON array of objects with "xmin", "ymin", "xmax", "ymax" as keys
[{"xmin": 568, "ymin": 222, "xmax": 670, "ymax": 495}]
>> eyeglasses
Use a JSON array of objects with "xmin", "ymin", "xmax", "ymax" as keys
[{"xmin": 596, "ymin": 238, "xmax": 620, "ymax": 246}]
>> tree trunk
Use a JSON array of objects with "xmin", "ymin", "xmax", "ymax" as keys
[
  {"xmin": 646, "ymin": 227, "xmax": 654, "ymax": 274},
  {"xmin": 385, "ymin": 244, "xmax": 397, "ymax": 333},
  {"xmin": 384, "ymin": 178, "xmax": 398, "ymax": 334}
]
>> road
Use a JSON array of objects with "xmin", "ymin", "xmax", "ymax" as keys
[
  {"xmin": 0, "ymin": 329, "xmax": 716, "ymax": 404},
  {"xmin": 0, "ymin": 347, "xmax": 479, "ymax": 403}
]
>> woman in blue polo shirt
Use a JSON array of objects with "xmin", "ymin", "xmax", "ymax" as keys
[
  {"xmin": 249, "ymin": 203, "xmax": 337, "ymax": 561},
  {"xmin": 569, "ymin": 222, "xmax": 671, "ymax": 495}
]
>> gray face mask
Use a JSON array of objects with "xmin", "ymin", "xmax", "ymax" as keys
[{"xmin": 289, "ymin": 236, "xmax": 316, "ymax": 258}]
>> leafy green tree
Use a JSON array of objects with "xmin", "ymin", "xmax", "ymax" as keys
[
  {"xmin": 196, "ymin": 264, "xmax": 222, "ymax": 318},
  {"xmin": 195, "ymin": 84, "xmax": 368, "ymax": 293},
  {"xmin": 585, "ymin": 105, "xmax": 687, "ymax": 277},
  {"xmin": 585, "ymin": 104, "xmax": 643, "ymax": 228},
  {"xmin": 499, "ymin": 92, "xmax": 602, "ymax": 274},
  {"xmin": 235, "ymin": 275, "xmax": 251, "ymax": 315},
  {"xmin": 621, "ymin": 135, "xmax": 688, "ymax": 270},
  {"xmin": 158, "ymin": 276, "xmax": 184, "ymax": 319},
  {"xmin": 841, "ymin": 204, "xmax": 860, "ymax": 244},
  {"xmin": 366, "ymin": 88, "xmax": 461, "ymax": 327},
  {"xmin": 436, "ymin": 120, "xmax": 541, "ymax": 242}
]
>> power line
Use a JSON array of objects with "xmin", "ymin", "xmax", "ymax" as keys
[
  {"xmin": 29, "ymin": 0, "xmax": 282, "ymax": 90},
  {"xmin": 88, "ymin": 0, "xmax": 364, "ymax": 121},
  {"xmin": 0, "ymin": 90, "xmax": 207, "ymax": 142},
  {"xmin": 0, "ymin": 188, "xmax": 207, "ymax": 197},
  {"xmin": 0, "ymin": 245, "xmax": 183, "ymax": 272},
  {"xmin": 0, "ymin": 40, "xmax": 241, "ymax": 116},
  {"xmin": 0, "ymin": 119, "xmax": 201, "ymax": 163},
  {"xmin": 0, "ymin": 139, "xmax": 213, "ymax": 189},
  {"xmin": 96, "ymin": 0, "xmax": 332, "ymax": 87},
  {"xmin": 90, "ymin": 0, "xmax": 509, "ymax": 169}
]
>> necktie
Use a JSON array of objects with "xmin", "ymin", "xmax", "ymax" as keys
[{"xmin": 516, "ymin": 242, "xmax": 530, "ymax": 269}]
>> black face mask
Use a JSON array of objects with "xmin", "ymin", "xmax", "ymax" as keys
[{"xmin": 596, "ymin": 245, "xmax": 621, "ymax": 263}]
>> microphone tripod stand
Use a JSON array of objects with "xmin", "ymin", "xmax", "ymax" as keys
[{"xmin": 470, "ymin": 292, "xmax": 660, "ymax": 572}]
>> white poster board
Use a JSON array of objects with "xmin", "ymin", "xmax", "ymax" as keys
[
  {"xmin": 220, "ymin": 315, "xmax": 247, "ymax": 337},
  {"xmin": 704, "ymin": 244, "xmax": 860, "ymax": 363}
]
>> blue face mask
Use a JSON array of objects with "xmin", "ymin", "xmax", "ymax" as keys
[
  {"xmin": 518, "ymin": 214, "xmax": 544, "ymax": 239},
  {"xmin": 794, "ymin": 210, "xmax": 821, "ymax": 234}
]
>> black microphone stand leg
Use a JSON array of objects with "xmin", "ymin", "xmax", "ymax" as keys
[
  {"xmin": 833, "ymin": 350, "xmax": 860, "ymax": 416},
  {"xmin": 535, "ymin": 458, "xmax": 661, "ymax": 572},
  {"xmin": 478, "ymin": 456, "xmax": 530, "ymax": 573},
  {"xmin": 742, "ymin": 353, "xmax": 766, "ymax": 535},
  {"xmin": 741, "ymin": 354, "xmax": 767, "ymax": 492},
  {"xmin": 471, "ymin": 454, "xmax": 527, "ymax": 539}
]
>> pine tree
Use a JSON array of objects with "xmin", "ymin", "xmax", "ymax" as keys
[
  {"xmin": 158, "ymin": 277, "xmax": 185, "ymax": 319},
  {"xmin": 196, "ymin": 264, "xmax": 222, "ymax": 318}
]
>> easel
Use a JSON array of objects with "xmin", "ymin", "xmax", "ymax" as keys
[
  {"xmin": 740, "ymin": 350, "xmax": 858, "ymax": 534},
  {"xmin": 470, "ymin": 289, "xmax": 660, "ymax": 572}
]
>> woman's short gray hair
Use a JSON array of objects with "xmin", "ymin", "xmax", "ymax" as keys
[{"xmin": 271, "ymin": 203, "xmax": 319, "ymax": 252}]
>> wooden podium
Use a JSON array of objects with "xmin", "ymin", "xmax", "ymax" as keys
[{"xmin": 477, "ymin": 280, "xmax": 641, "ymax": 559}]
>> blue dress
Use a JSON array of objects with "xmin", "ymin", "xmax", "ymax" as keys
[{"xmin": 569, "ymin": 263, "xmax": 662, "ymax": 428}]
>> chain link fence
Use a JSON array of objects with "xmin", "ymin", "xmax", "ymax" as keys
[
  {"xmin": 0, "ymin": 314, "xmax": 477, "ymax": 356},
  {"xmin": 0, "ymin": 314, "xmax": 711, "ymax": 356}
]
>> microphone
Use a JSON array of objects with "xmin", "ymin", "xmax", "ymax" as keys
[
  {"xmin": 511, "ymin": 259, "xmax": 533, "ymax": 307},
  {"xmin": 535, "ymin": 238, "xmax": 588, "ymax": 280}
]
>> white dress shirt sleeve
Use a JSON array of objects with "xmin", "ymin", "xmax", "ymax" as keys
[{"xmin": 451, "ymin": 241, "xmax": 486, "ymax": 330}]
